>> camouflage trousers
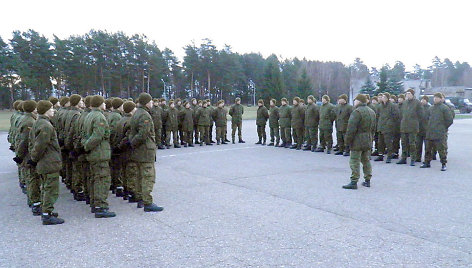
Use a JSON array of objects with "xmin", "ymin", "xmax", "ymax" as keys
[
  {"xmin": 425, "ymin": 137, "xmax": 447, "ymax": 164},
  {"xmin": 182, "ymin": 130, "xmax": 194, "ymax": 145},
  {"xmin": 349, "ymin": 150, "xmax": 372, "ymax": 183},
  {"xmin": 166, "ymin": 130, "xmax": 179, "ymax": 146},
  {"xmin": 378, "ymin": 132, "xmax": 394, "ymax": 157},
  {"xmin": 336, "ymin": 131, "xmax": 349, "ymax": 152},
  {"xmin": 280, "ymin": 127, "xmax": 292, "ymax": 144},
  {"xmin": 216, "ymin": 126, "xmax": 227, "ymax": 142},
  {"xmin": 110, "ymin": 154, "xmax": 123, "ymax": 190},
  {"xmin": 416, "ymin": 133, "xmax": 426, "ymax": 162},
  {"xmin": 127, "ymin": 162, "xmax": 155, "ymax": 205},
  {"xmin": 39, "ymin": 172, "xmax": 60, "ymax": 214},
  {"xmin": 306, "ymin": 127, "xmax": 318, "ymax": 148},
  {"xmin": 161, "ymin": 125, "xmax": 167, "ymax": 145},
  {"xmin": 199, "ymin": 126, "xmax": 210, "ymax": 144},
  {"xmin": 231, "ymin": 121, "xmax": 243, "ymax": 141},
  {"xmin": 155, "ymin": 128, "xmax": 162, "ymax": 145},
  {"xmin": 292, "ymin": 127, "xmax": 304, "ymax": 147},
  {"xmin": 120, "ymin": 155, "xmax": 132, "ymax": 194},
  {"xmin": 401, "ymin": 132, "xmax": 417, "ymax": 160},
  {"xmin": 25, "ymin": 166, "xmax": 41, "ymax": 207},
  {"xmin": 209, "ymin": 123, "xmax": 214, "ymax": 141},
  {"xmin": 89, "ymin": 161, "xmax": 111, "ymax": 209},
  {"xmin": 72, "ymin": 161, "xmax": 86, "ymax": 194},
  {"xmin": 269, "ymin": 127, "xmax": 280, "ymax": 144},
  {"xmin": 257, "ymin": 125, "xmax": 267, "ymax": 141},
  {"xmin": 319, "ymin": 129, "xmax": 333, "ymax": 149},
  {"xmin": 18, "ymin": 163, "xmax": 25, "ymax": 185}
]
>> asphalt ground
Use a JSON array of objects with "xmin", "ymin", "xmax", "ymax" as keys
[{"xmin": 0, "ymin": 119, "xmax": 471, "ymax": 267}]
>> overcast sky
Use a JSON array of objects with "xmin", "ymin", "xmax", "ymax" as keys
[{"xmin": 1, "ymin": 0, "xmax": 470, "ymax": 70}]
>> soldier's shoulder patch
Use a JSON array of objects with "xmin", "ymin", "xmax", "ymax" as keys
[
  {"xmin": 99, "ymin": 122, "xmax": 105, "ymax": 126},
  {"xmin": 144, "ymin": 119, "xmax": 150, "ymax": 123}
]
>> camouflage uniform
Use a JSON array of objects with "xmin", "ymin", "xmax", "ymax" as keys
[
  {"xmin": 279, "ymin": 104, "xmax": 292, "ymax": 146},
  {"xmin": 304, "ymin": 102, "xmax": 320, "ymax": 149},
  {"xmin": 256, "ymin": 104, "xmax": 269, "ymax": 144},
  {"xmin": 335, "ymin": 103, "xmax": 353, "ymax": 153},
  {"xmin": 318, "ymin": 102, "xmax": 336, "ymax": 150},
  {"xmin": 268, "ymin": 105, "xmax": 280, "ymax": 145},
  {"xmin": 229, "ymin": 103, "xmax": 244, "ymax": 142}
]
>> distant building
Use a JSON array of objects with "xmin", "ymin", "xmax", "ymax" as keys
[{"xmin": 424, "ymin": 86, "xmax": 472, "ymax": 99}]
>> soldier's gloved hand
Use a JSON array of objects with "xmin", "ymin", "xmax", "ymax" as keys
[
  {"xmin": 27, "ymin": 160, "xmax": 37, "ymax": 167},
  {"xmin": 9, "ymin": 145, "xmax": 15, "ymax": 152},
  {"xmin": 13, "ymin": 157, "xmax": 23, "ymax": 164}
]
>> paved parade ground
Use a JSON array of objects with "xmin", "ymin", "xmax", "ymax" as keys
[{"xmin": 0, "ymin": 119, "xmax": 471, "ymax": 267}]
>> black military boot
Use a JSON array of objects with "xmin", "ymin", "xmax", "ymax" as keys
[
  {"xmin": 174, "ymin": 144, "xmax": 181, "ymax": 148},
  {"xmin": 158, "ymin": 144, "xmax": 166, "ymax": 150},
  {"xmin": 115, "ymin": 187, "xmax": 124, "ymax": 197},
  {"xmin": 275, "ymin": 142, "xmax": 280, "ymax": 147},
  {"xmin": 303, "ymin": 145, "xmax": 311, "ymax": 151},
  {"xmin": 239, "ymin": 139, "xmax": 245, "ymax": 143},
  {"xmin": 206, "ymin": 142, "xmax": 213, "ymax": 146},
  {"xmin": 232, "ymin": 139, "xmax": 235, "ymax": 144},
  {"xmin": 76, "ymin": 191, "xmax": 86, "ymax": 201},
  {"xmin": 94, "ymin": 208, "xmax": 116, "ymax": 218},
  {"xmin": 217, "ymin": 141, "xmax": 221, "ymax": 145},
  {"xmin": 397, "ymin": 158, "xmax": 407, "ymax": 164},
  {"xmin": 374, "ymin": 155, "xmax": 384, "ymax": 161},
  {"xmin": 410, "ymin": 159, "xmax": 415, "ymax": 166},
  {"xmin": 224, "ymin": 138, "xmax": 231, "ymax": 142},
  {"xmin": 144, "ymin": 203, "xmax": 164, "ymax": 212},
  {"xmin": 290, "ymin": 144, "xmax": 297, "ymax": 149},
  {"xmin": 85, "ymin": 196, "xmax": 91, "ymax": 205},
  {"xmin": 32, "ymin": 204, "xmax": 41, "ymax": 216},
  {"xmin": 268, "ymin": 142, "xmax": 274, "ymax": 146},
  {"xmin": 420, "ymin": 162, "xmax": 431, "ymax": 168},
  {"xmin": 137, "ymin": 201, "xmax": 144, "ymax": 208},
  {"xmin": 392, "ymin": 153, "xmax": 399, "ymax": 159},
  {"xmin": 335, "ymin": 151, "xmax": 343, "ymax": 155},
  {"xmin": 42, "ymin": 213, "xmax": 65, "ymax": 225},
  {"xmin": 189, "ymin": 144, "xmax": 195, "ymax": 147},
  {"xmin": 342, "ymin": 181, "xmax": 358, "ymax": 189},
  {"xmin": 280, "ymin": 142, "xmax": 285, "ymax": 148},
  {"xmin": 311, "ymin": 146, "xmax": 316, "ymax": 152},
  {"xmin": 371, "ymin": 150, "xmax": 379, "ymax": 156},
  {"xmin": 326, "ymin": 148, "xmax": 331, "ymax": 154},
  {"xmin": 166, "ymin": 145, "xmax": 171, "ymax": 149},
  {"xmin": 314, "ymin": 147, "xmax": 324, "ymax": 152},
  {"xmin": 441, "ymin": 164, "xmax": 447, "ymax": 171},
  {"xmin": 385, "ymin": 156, "xmax": 392, "ymax": 163},
  {"xmin": 262, "ymin": 138, "xmax": 266, "ymax": 145},
  {"xmin": 343, "ymin": 152, "xmax": 350, "ymax": 157},
  {"xmin": 362, "ymin": 180, "xmax": 370, "ymax": 187},
  {"xmin": 333, "ymin": 145, "xmax": 339, "ymax": 151},
  {"xmin": 200, "ymin": 142, "xmax": 204, "ymax": 147},
  {"xmin": 255, "ymin": 139, "xmax": 262, "ymax": 145},
  {"xmin": 128, "ymin": 195, "xmax": 139, "ymax": 203}
]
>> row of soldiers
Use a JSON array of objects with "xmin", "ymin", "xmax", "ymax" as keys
[
  {"xmin": 8, "ymin": 92, "xmax": 167, "ymax": 225},
  {"xmin": 253, "ymin": 89, "xmax": 454, "ymax": 173}
]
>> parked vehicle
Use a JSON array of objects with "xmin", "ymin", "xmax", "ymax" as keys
[{"xmin": 446, "ymin": 97, "xmax": 472, "ymax": 113}]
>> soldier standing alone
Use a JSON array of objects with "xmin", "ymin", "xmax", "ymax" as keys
[{"xmin": 229, "ymin": 97, "xmax": 245, "ymax": 144}]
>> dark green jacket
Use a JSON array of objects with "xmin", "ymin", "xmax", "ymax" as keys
[
  {"xmin": 290, "ymin": 104, "xmax": 305, "ymax": 128},
  {"xmin": 30, "ymin": 115, "xmax": 62, "ymax": 175},
  {"xmin": 269, "ymin": 106, "xmax": 280, "ymax": 128},
  {"xmin": 256, "ymin": 106, "xmax": 269, "ymax": 126},
  {"xmin": 319, "ymin": 103, "xmax": 336, "ymax": 130},
  {"xmin": 128, "ymin": 106, "xmax": 156, "ymax": 163},
  {"xmin": 160, "ymin": 104, "xmax": 168, "ymax": 126},
  {"xmin": 335, "ymin": 103, "xmax": 353, "ymax": 132},
  {"xmin": 166, "ymin": 107, "xmax": 179, "ymax": 131},
  {"xmin": 15, "ymin": 112, "xmax": 36, "ymax": 161},
  {"xmin": 304, "ymin": 103, "xmax": 320, "ymax": 128},
  {"xmin": 112, "ymin": 113, "xmax": 132, "ymax": 161},
  {"xmin": 213, "ymin": 107, "xmax": 228, "ymax": 127},
  {"xmin": 229, "ymin": 104, "xmax": 244, "ymax": 123},
  {"xmin": 279, "ymin": 105, "xmax": 292, "ymax": 128},
  {"xmin": 55, "ymin": 107, "xmax": 69, "ymax": 147},
  {"xmin": 377, "ymin": 101, "xmax": 400, "ymax": 134},
  {"xmin": 83, "ymin": 108, "xmax": 111, "ymax": 162},
  {"xmin": 418, "ymin": 103, "xmax": 431, "ymax": 136},
  {"xmin": 64, "ymin": 107, "xmax": 82, "ymax": 151},
  {"xmin": 425, "ymin": 103, "xmax": 453, "ymax": 140},
  {"xmin": 151, "ymin": 105, "xmax": 163, "ymax": 131},
  {"xmin": 400, "ymin": 98, "xmax": 423, "ymax": 133},
  {"xmin": 180, "ymin": 107, "xmax": 194, "ymax": 131},
  {"xmin": 345, "ymin": 104, "xmax": 376, "ymax": 151},
  {"xmin": 196, "ymin": 106, "xmax": 211, "ymax": 126}
]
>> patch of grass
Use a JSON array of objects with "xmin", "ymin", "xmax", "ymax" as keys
[
  {"xmin": 0, "ymin": 111, "xmax": 13, "ymax": 132},
  {"xmin": 455, "ymin": 114, "xmax": 472, "ymax": 120}
]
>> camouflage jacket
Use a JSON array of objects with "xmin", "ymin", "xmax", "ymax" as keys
[
  {"xmin": 128, "ymin": 106, "xmax": 156, "ymax": 163},
  {"xmin": 64, "ymin": 107, "xmax": 82, "ymax": 151},
  {"xmin": 319, "ymin": 103, "xmax": 336, "ymax": 130},
  {"xmin": 335, "ymin": 103, "xmax": 353, "ymax": 132},
  {"xmin": 425, "ymin": 103, "xmax": 453, "ymax": 140},
  {"xmin": 256, "ymin": 106, "xmax": 269, "ymax": 126},
  {"xmin": 196, "ymin": 106, "xmax": 211, "ymax": 126},
  {"xmin": 213, "ymin": 107, "xmax": 227, "ymax": 128},
  {"xmin": 229, "ymin": 104, "xmax": 244, "ymax": 123},
  {"xmin": 269, "ymin": 106, "xmax": 280, "ymax": 128},
  {"xmin": 278, "ymin": 105, "xmax": 292, "ymax": 128},
  {"xmin": 377, "ymin": 101, "xmax": 400, "ymax": 134},
  {"xmin": 345, "ymin": 104, "xmax": 376, "ymax": 151},
  {"xmin": 30, "ymin": 115, "xmax": 62, "ymax": 175},
  {"xmin": 304, "ymin": 103, "xmax": 320, "ymax": 128},
  {"xmin": 400, "ymin": 98, "xmax": 423, "ymax": 133},
  {"xmin": 180, "ymin": 107, "xmax": 194, "ymax": 131},
  {"xmin": 290, "ymin": 104, "xmax": 305, "ymax": 128},
  {"xmin": 82, "ymin": 108, "xmax": 111, "ymax": 162},
  {"xmin": 15, "ymin": 112, "xmax": 36, "ymax": 161}
]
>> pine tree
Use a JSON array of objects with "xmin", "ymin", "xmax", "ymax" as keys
[
  {"xmin": 297, "ymin": 68, "xmax": 312, "ymax": 99},
  {"xmin": 359, "ymin": 76, "xmax": 376, "ymax": 96}
]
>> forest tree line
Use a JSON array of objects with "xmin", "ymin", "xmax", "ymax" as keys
[{"xmin": 1, "ymin": 29, "xmax": 472, "ymax": 109}]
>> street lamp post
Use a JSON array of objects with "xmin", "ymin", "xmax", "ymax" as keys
[
  {"xmin": 161, "ymin": 78, "xmax": 167, "ymax": 99},
  {"xmin": 249, "ymin": 80, "xmax": 255, "ymax": 106}
]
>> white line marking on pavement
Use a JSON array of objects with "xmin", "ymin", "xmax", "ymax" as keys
[{"xmin": 159, "ymin": 146, "xmax": 261, "ymax": 158}]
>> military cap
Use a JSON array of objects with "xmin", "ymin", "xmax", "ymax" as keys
[
  {"xmin": 421, "ymin": 95, "xmax": 429, "ymax": 102},
  {"xmin": 258, "ymin": 99, "xmax": 264, "ymax": 104},
  {"xmin": 123, "ymin": 101, "xmax": 136, "ymax": 113},
  {"xmin": 112, "ymin": 98, "xmax": 124, "ymax": 109},
  {"xmin": 17, "ymin": 101, "xmax": 24, "ymax": 112},
  {"xmin": 128, "ymin": 98, "xmax": 133, "ymax": 101},
  {"xmin": 307, "ymin": 95, "xmax": 315, "ymax": 102},
  {"xmin": 406, "ymin": 88, "xmax": 415, "ymax": 95},
  {"xmin": 69, "ymin": 94, "xmax": 82, "ymax": 106},
  {"xmin": 355, "ymin": 94, "xmax": 368, "ymax": 103},
  {"xmin": 138, "ymin": 93, "xmax": 152, "ymax": 106},
  {"xmin": 235, "ymin": 97, "xmax": 241, "ymax": 102},
  {"xmin": 281, "ymin": 97, "xmax": 288, "ymax": 103},
  {"xmin": 383, "ymin": 92, "xmax": 390, "ymax": 99},
  {"xmin": 153, "ymin": 98, "xmax": 159, "ymax": 102},
  {"xmin": 59, "ymin": 96, "xmax": 70, "ymax": 107},
  {"xmin": 322, "ymin": 95, "xmax": 330, "ymax": 102},
  {"xmin": 390, "ymin": 95, "xmax": 397, "ymax": 102},
  {"xmin": 13, "ymin": 100, "xmax": 20, "ymax": 110},
  {"xmin": 441, "ymin": 93, "xmax": 445, "ymax": 98},
  {"xmin": 365, "ymin": 94, "xmax": 370, "ymax": 100},
  {"xmin": 169, "ymin": 100, "xmax": 174, "ymax": 105},
  {"xmin": 372, "ymin": 96, "xmax": 379, "ymax": 102},
  {"xmin": 197, "ymin": 100, "xmax": 203, "ymax": 104},
  {"xmin": 191, "ymin": 98, "xmax": 196, "ymax": 102},
  {"xmin": 293, "ymin": 97, "xmax": 301, "ymax": 103},
  {"xmin": 105, "ymin": 98, "xmax": 113, "ymax": 109},
  {"xmin": 160, "ymin": 98, "xmax": 166, "ymax": 102},
  {"xmin": 176, "ymin": 98, "xmax": 181, "ymax": 102},
  {"xmin": 205, "ymin": 99, "xmax": 211, "ymax": 103},
  {"xmin": 183, "ymin": 101, "xmax": 189, "ymax": 107},
  {"xmin": 398, "ymin": 94, "xmax": 405, "ymax": 100},
  {"xmin": 338, "ymin": 94, "xmax": 348, "ymax": 101},
  {"xmin": 300, "ymin": 99, "xmax": 305, "ymax": 104},
  {"xmin": 48, "ymin": 96, "xmax": 59, "ymax": 106},
  {"xmin": 84, "ymin": 96, "xmax": 92, "ymax": 108},
  {"xmin": 91, "ymin": 95, "xmax": 105, "ymax": 108},
  {"xmin": 37, "ymin": 100, "xmax": 53, "ymax": 115},
  {"xmin": 217, "ymin": 100, "xmax": 225, "ymax": 105},
  {"xmin": 434, "ymin": 92, "xmax": 443, "ymax": 99},
  {"xmin": 22, "ymin": 100, "xmax": 37, "ymax": 113},
  {"xmin": 270, "ymin": 98, "xmax": 277, "ymax": 104}
]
